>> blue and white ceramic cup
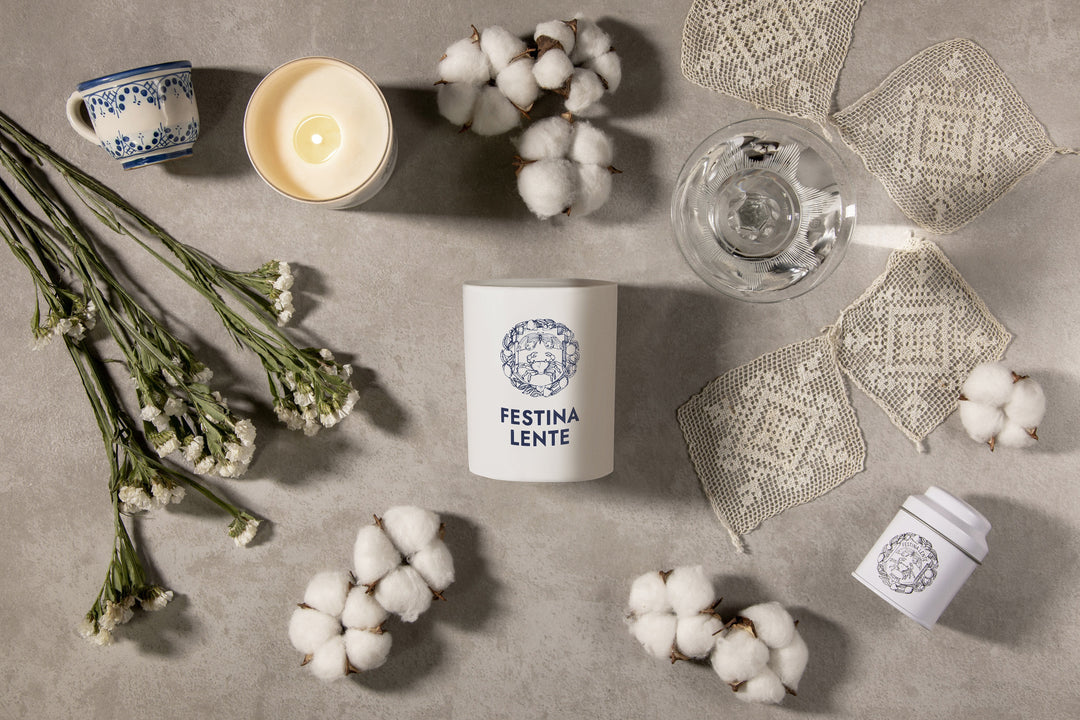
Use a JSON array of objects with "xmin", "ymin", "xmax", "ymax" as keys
[{"xmin": 65, "ymin": 61, "xmax": 199, "ymax": 169}]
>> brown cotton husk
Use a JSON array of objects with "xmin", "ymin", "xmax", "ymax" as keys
[{"xmin": 536, "ymin": 35, "xmax": 564, "ymax": 57}]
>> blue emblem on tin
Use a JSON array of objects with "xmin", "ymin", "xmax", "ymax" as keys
[{"xmin": 501, "ymin": 319, "xmax": 579, "ymax": 398}]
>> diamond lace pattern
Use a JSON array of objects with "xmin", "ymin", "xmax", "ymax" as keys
[
  {"xmin": 681, "ymin": 0, "xmax": 864, "ymax": 127},
  {"xmin": 679, "ymin": 239, "xmax": 1009, "ymax": 549},
  {"xmin": 830, "ymin": 236, "xmax": 1011, "ymax": 443},
  {"xmin": 678, "ymin": 335, "xmax": 865, "ymax": 549},
  {"xmin": 832, "ymin": 39, "xmax": 1059, "ymax": 234}
]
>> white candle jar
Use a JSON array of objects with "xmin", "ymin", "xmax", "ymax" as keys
[
  {"xmin": 244, "ymin": 57, "xmax": 396, "ymax": 209},
  {"xmin": 852, "ymin": 486, "xmax": 990, "ymax": 629}
]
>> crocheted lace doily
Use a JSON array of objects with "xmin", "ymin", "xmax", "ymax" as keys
[
  {"xmin": 679, "ymin": 238, "xmax": 1009, "ymax": 549},
  {"xmin": 832, "ymin": 38, "xmax": 1071, "ymax": 234},
  {"xmin": 829, "ymin": 235, "xmax": 1011, "ymax": 444},
  {"xmin": 681, "ymin": 0, "xmax": 864, "ymax": 128},
  {"xmin": 678, "ymin": 335, "xmax": 865, "ymax": 550}
]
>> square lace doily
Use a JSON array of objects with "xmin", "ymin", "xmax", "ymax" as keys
[
  {"xmin": 678, "ymin": 335, "xmax": 865, "ymax": 549},
  {"xmin": 681, "ymin": 0, "xmax": 865, "ymax": 128},
  {"xmin": 832, "ymin": 38, "xmax": 1061, "ymax": 234},
  {"xmin": 829, "ymin": 236, "xmax": 1011, "ymax": 444}
]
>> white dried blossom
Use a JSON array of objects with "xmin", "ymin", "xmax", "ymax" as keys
[
  {"xmin": 229, "ymin": 515, "xmax": 260, "ymax": 547},
  {"xmin": 139, "ymin": 586, "xmax": 174, "ymax": 612},
  {"xmin": 99, "ymin": 597, "xmax": 136, "ymax": 631},
  {"xmin": 163, "ymin": 397, "xmax": 186, "ymax": 416},
  {"xmin": 119, "ymin": 485, "xmax": 153, "ymax": 513},
  {"xmin": 183, "ymin": 435, "xmax": 205, "ymax": 462}
]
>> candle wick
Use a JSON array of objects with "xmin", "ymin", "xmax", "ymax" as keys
[{"xmin": 311, "ymin": 134, "xmax": 323, "ymax": 145}]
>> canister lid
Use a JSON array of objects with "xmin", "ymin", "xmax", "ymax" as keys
[{"xmin": 903, "ymin": 486, "xmax": 990, "ymax": 562}]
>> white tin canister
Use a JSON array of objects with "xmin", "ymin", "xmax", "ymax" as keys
[{"xmin": 852, "ymin": 486, "xmax": 990, "ymax": 629}]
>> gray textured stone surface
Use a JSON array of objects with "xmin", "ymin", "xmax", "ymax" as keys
[{"xmin": 1, "ymin": 1, "xmax": 1078, "ymax": 718}]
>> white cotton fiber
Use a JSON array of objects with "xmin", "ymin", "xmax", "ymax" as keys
[
  {"xmin": 587, "ymin": 50, "xmax": 622, "ymax": 92},
  {"xmin": 570, "ymin": 17, "xmax": 612, "ymax": 64},
  {"xmin": 534, "ymin": 20, "xmax": 576, "ymax": 54},
  {"xmin": 627, "ymin": 571, "xmax": 671, "ymax": 616},
  {"xmin": 437, "ymin": 37, "xmax": 492, "ymax": 85},
  {"xmin": 1004, "ymin": 377, "xmax": 1045, "ymax": 428},
  {"xmin": 711, "ymin": 628, "xmax": 770, "ymax": 684},
  {"xmin": 573, "ymin": 163, "xmax": 612, "ymax": 217},
  {"xmin": 303, "ymin": 570, "xmax": 351, "ymax": 617},
  {"xmin": 437, "ymin": 82, "xmax": 479, "ymax": 126},
  {"xmin": 961, "ymin": 362, "xmax": 1015, "ymax": 407},
  {"xmin": 496, "ymin": 59, "xmax": 540, "ymax": 110},
  {"xmin": 564, "ymin": 68, "xmax": 606, "ymax": 114},
  {"xmin": 517, "ymin": 159, "xmax": 576, "ymax": 219},
  {"xmin": 344, "ymin": 628, "xmax": 393, "ymax": 672},
  {"xmin": 373, "ymin": 565, "xmax": 433, "ymax": 622},
  {"xmin": 469, "ymin": 85, "xmax": 521, "ymax": 136},
  {"xmin": 629, "ymin": 611, "xmax": 677, "ymax": 660},
  {"xmin": 409, "ymin": 539, "xmax": 455, "ymax": 592},
  {"xmin": 995, "ymin": 420, "xmax": 1037, "ymax": 448},
  {"xmin": 517, "ymin": 117, "xmax": 574, "ymax": 161},
  {"xmin": 675, "ymin": 614, "xmax": 723, "ymax": 660},
  {"xmin": 958, "ymin": 401, "xmax": 1005, "ymax": 444},
  {"xmin": 739, "ymin": 602, "xmax": 795, "ymax": 649},
  {"xmin": 568, "ymin": 121, "xmax": 614, "ymax": 166},
  {"xmin": 734, "ymin": 665, "xmax": 787, "ymax": 704},
  {"xmin": 480, "ymin": 26, "xmax": 527, "ymax": 73},
  {"xmin": 381, "ymin": 506, "xmax": 442, "ymax": 557},
  {"xmin": 340, "ymin": 586, "xmax": 389, "ymax": 630},
  {"xmin": 533, "ymin": 48, "xmax": 574, "ymax": 89},
  {"xmin": 353, "ymin": 524, "xmax": 401, "ymax": 585},
  {"xmin": 769, "ymin": 629, "xmax": 809, "ymax": 692},
  {"xmin": 308, "ymin": 635, "xmax": 348, "ymax": 682},
  {"xmin": 288, "ymin": 606, "xmax": 341, "ymax": 655},
  {"xmin": 664, "ymin": 566, "xmax": 715, "ymax": 618}
]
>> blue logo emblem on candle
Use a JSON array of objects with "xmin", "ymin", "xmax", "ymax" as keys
[
  {"xmin": 501, "ymin": 319, "xmax": 579, "ymax": 398},
  {"xmin": 877, "ymin": 532, "xmax": 939, "ymax": 594}
]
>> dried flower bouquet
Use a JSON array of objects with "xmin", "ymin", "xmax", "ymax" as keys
[{"xmin": 0, "ymin": 110, "xmax": 358, "ymax": 645}]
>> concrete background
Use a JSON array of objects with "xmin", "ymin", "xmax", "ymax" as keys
[{"xmin": 1, "ymin": 1, "xmax": 1078, "ymax": 718}]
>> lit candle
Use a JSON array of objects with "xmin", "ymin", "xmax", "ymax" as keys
[{"xmin": 244, "ymin": 57, "xmax": 396, "ymax": 208}]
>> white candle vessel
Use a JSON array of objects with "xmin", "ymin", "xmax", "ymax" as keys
[{"xmin": 244, "ymin": 57, "xmax": 396, "ymax": 209}]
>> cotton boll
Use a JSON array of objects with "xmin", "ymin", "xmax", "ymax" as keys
[
  {"xmin": 568, "ymin": 122, "xmax": 614, "ymax": 167},
  {"xmin": 733, "ymin": 666, "xmax": 787, "ymax": 704},
  {"xmin": 573, "ymin": 163, "xmax": 613, "ymax": 217},
  {"xmin": 353, "ymin": 524, "xmax": 401, "ymax": 586},
  {"xmin": 570, "ymin": 17, "xmax": 612, "ymax": 64},
  {"xmin": 380, "ymin": 506, "xmax": 442, "ymax": 557},
  {"xmin": 586, "ymin": 50, "xmax": 622, "ymax": 92},
  {"xmin": 533, "ymin": 48, "xmax": 574, "ymax": 90},
  {"xmin": 409, "ymin": 539, "xmax": 455, "ymax": 592},
  {"xmin": 517, "ymin": 159, "xmax": 576, "ymax": 219},
  {"xmin": 341, "ymin": 586, "xmax": 389, "ymax": 630},
  {"xmin": 308, "ymin": 635, "xmax": 348, "ymax": 682},
  {"xmin": 303, "ymin": 570, "xmax": 351, "ymax": 617},
  {"xmin": 995, "ymin": 420, "xmax": 1037, "ymax": 448},
  {"xmin": 961, "ymin": 362, "xmax": 1015, "ymax": 407},
  {"xmin": 535, "ymin": 20, "xmax": 576, "ymax": 54},
  {"xmin": 1004, "ymin": 377, "xmax": 1045, "ymax": 429},
  {"xmin": 711, "ymin": 628, "xmax": 770, "ymax": 684},
  {"xmin": 958, "ymin": 400, "xmax": 1005, "ymax": 444},
  {"xmin": 437, "ymin": 37, "xmax": 491, "ymax": 85},
  {"xmin": 289, "ymin": 607, "xmax": 341, "ymax": 655},
  {"xmin": 738, "ymin": 602, "xmax": 795, "ymax": 649},
  {"xmin": 516, "ymin": 117, "xmax": 574, "ymax": 161},
  {"xmin": 629, "ymin": 611, "xmax": 677, "ymax": 660},
  {"xmin": 469, "ymin": 85, "xmax": 522, "ymax": 136},
  {"xmin": 344, "ymin": 628, "xmax": 393, "ymax": 672},
  {"xmin": 664, "ymin": 565, "xmax": 716, "ymax": 618},
  {"xmin": 480, "ymin": 26, "xmax": 527, "ymax": 73},
  {"xmin": 627, "ymin": 571, "xmax": 671, "ymax": 616},
  {"xmin": 374, "ymin": 565, "xmax": 433, "ymax": 622},
  {"xmin": 496, "ymin": 59, "xmax": 540, "ymax": 110},
  {"xmin": 675, "ymin": 614, "xmax": 724, "ymax": 660},
  {"xmin": 564, "ymin": 68, "xmax": 606, "ymax": 114},
  {"xmin": 437, "ymin": 82, "xmax": 480, "ymax": 127},
  {"xmin": 769, "ymin": 629, "xmax": 809, "ymax": 692}
]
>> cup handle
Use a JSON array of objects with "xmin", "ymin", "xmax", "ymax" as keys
[{"xmin": 65, "ymin": 92, "xmax": 101, "ymax": 144}]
